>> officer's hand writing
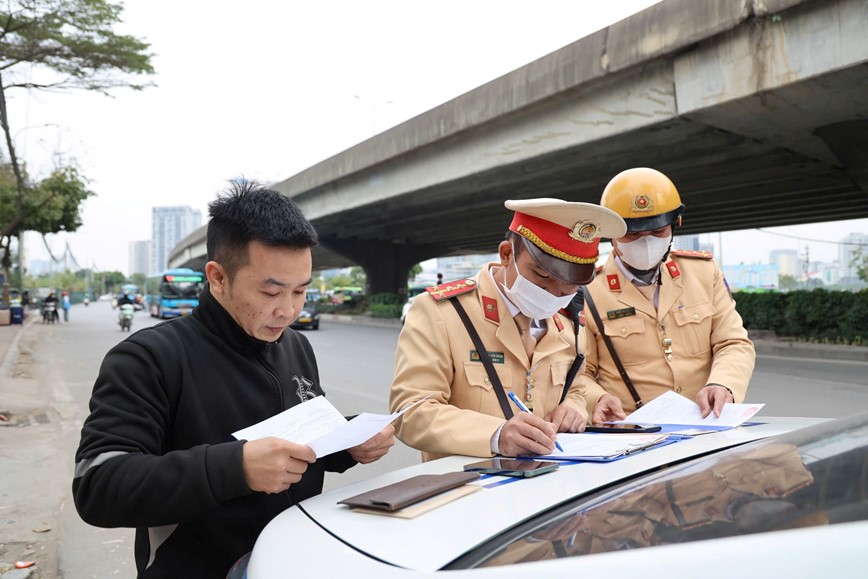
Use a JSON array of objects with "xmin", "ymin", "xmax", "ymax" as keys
[
  {"xmin": 592, "ymin": 394, "xmax": 627, "ymax": 425},
  {"xmin": 544, "ymin": 405, "xmax": 586, "ymax": 433},
  {"xmin": 499, "ymin": 412, "xmax": 558, "ymax": 457},
  {"xmin": 347, "ymin": 424, "xmax": 395, "ymax": 464},
  {"xmin": 242, "ymin": 437, "xmax": 316, "ymax": 494},
  {"xmin": 697, "ymin": 384, "xmax": 734, "ymax": 418}
]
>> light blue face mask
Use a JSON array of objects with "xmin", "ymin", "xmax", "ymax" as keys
[{"xmin": 502, "ymin": 245, "xmax": 575, "ymax": 320}]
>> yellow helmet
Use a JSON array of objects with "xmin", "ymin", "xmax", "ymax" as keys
[{"xmin": 600, "ymin": 167, "xmax": 685, "ymax": 232}]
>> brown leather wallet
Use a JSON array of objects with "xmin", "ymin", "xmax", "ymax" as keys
[{"xmin": 338, "ymin": 471, "xmax": 481, "ymax": 512}]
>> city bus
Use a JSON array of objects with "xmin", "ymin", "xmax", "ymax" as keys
[{"xmin": 144, "ymin": 268, "xmax": 206, "ymax": 319}]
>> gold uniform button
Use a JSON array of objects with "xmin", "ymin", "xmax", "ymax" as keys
[
  {"xmin": 621, "ymin": 328, "xmax": 627, "ymax": 334},
  {"xmin": 675, "ymin": 385, "xmax": 682, "ymax": 393},
  {"xmin": 693, "ymin": 313, "xmax": 699, "ymax": 320}
]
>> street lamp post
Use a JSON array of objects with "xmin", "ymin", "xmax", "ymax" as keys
[{"xmin": 352, "ymin": 94, "xmax": 394, "ymax": 135}]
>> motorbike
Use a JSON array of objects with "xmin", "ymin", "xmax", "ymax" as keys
[
  {"xmin": 118, "ymin": 303, "xmax": 134, "ymax": 332},
  {"xmin": 41, "ymin": 302, "xmax": 59, "ymax": 324},
  {"xmin": 83, "ymin": 297, "xmax": 90, "ymax": 307}
]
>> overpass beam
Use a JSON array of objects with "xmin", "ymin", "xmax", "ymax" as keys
[
  {"xmin": 321, "ymin": 239, "xmax": 438, "ymax": 297},
  {"xmin": 815, "ymin": 121, "xmax": 868, "ymax": 196}
]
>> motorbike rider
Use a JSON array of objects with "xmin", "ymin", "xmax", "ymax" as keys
[
  {"xmin": 117, "ymin": 292, "xmax": 136, "ymax": 307},
  {"xmin": 42, "ymin": 291, "xmax": 60, "ymax": 323},
  {"xmin": 117, "ymin": 292, "xmax": 136, "ymax": 329}
]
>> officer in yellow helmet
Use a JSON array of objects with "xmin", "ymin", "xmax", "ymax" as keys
[{"xmin": 578, "ymin": 168, "xmax": 755, "ymax": 424}]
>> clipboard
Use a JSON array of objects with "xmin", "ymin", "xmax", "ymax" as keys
[{"xmin": 338, "ymin": 471, "xmax": 481, "ymax": 512}]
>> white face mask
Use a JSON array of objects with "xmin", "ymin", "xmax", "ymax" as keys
[
  {"xmin": 617, "ymin": 235, "xmax": 672, "ymax": 270},
  {"xmin": 502, "ymin": 248, "xmax": 575, "ymax": 320}
]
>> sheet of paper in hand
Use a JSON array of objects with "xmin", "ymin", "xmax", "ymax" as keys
[{"xmin": 232, "ymin": 395, "xmax": 428, "ymax": 457}]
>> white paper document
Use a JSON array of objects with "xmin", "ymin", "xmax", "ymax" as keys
[
  {"xmin": 232, "ymin": 395, "xmax": 423, "ymax": 458},
  {"xmin": 538, "ymin": 432, "xmax": 670, "ymax": 461},
  {"xmin": 617, "ymin": 390, "xmax": 765, "ymax": 428}
]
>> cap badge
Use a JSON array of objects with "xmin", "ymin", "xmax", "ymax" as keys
[
  {"xmin": 568, "ymin": 220, "xmax": 599, "ymax": 242},
  {"xmin": 631, "ymin": 194, "xmax": 654, "ymax": 213}
]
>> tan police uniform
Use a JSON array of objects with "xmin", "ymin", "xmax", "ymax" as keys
[
  {"xmin": 390, "ymin": 266, "xmax": 585, "ymax": 461},
  {"xmin": 579, "ymin": 250, "xmax": 755, "ymax": 414}
]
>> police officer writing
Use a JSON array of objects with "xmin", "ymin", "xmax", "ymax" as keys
[
  {"xmin": 390, "ymin": 199, "xmax": 626, "ymax": 460},
  {"xmin": 578, "ymin": 168, "xmax": 755, "ymax": 424}
]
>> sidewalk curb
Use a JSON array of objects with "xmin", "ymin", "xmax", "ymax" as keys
[
  {"xmin": 320, "ymin": 314, "xmax": 868, "ymax": 362},
  {"xmin": 752, "ymin": 340, "xmax": 868, "ymax": 362},
  {"xmin": 319, "ymin": 313, "xmax": 402, "ymax": 328},
  {"xmin": 0, "ymin": 315, "xmax": 36, "ymax": 377}
]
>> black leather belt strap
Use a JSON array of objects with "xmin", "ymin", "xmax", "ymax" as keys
[
  {"xmin": 583, "ymin": 287, "xmax": 644, "ymax": 408},
  {"xmin": 449, "ymin": 297, "xmax": 514, "ymax": 420}
]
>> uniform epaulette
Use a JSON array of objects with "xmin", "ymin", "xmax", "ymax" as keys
[
  {"xmin": 425, "ymin": 278, "xmax": 478, "ymax": 302},
  {"xmin": 671, "ymin": 249, "xmax": 713, "ymax": 260}
]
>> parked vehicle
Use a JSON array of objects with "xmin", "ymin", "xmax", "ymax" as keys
[
  {"xmin": 232, "ymin": 413, "xmax": 868, "ymax": 578},
  {"xmin": 118, "ymin": 304, "xmax": 134, "ymax": 332},
  {"xmin": 290, "ymin": 301, "xmax": 320, "ymax": 330},
  {"xmin": 401, "ymin": 296, "xmax": 414, "ymax": 325}
]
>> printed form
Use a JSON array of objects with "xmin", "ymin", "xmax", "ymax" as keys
[
  {"xmin": 232, "ymin": 395, "xmax": 426, "ymax": 457},
  {"xmin": 617, "ymin": 390, "xmax": 764, "ymax": 428}
]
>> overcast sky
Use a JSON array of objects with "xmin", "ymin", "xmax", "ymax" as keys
[{"xmin": 11, "ymin": 0, "xmax": 866, "ymax": 274}]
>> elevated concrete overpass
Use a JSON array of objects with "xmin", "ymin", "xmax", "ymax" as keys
[{"xmin": 170, "ymin": 0, "xmax": 868, "ymax": 296}]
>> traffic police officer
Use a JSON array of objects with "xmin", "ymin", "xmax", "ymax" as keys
[
  {"xmin": 578, "ymin": 168, "xmax": 755, "ymax": 424},
  {"xmin": 390, "ymin": 199, "xmax": 626, "ymax": 460}
]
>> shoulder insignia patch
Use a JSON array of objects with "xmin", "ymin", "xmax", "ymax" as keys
[
  {"xmin": 482, "ymin": 296, "xmax": 500, "ymax": 322},
  {"xmin": 426, "ymin": 278, "xmax": 478, "ymax": 302},
  {"xmin": 552, "ymin": 314, "xmax": 565, "ymax": 332},
  {"xmin": 671, "ymin": 249, "xmax": 713, "ymax": 260}
]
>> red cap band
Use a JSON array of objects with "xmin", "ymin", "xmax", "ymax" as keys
[{"xmin": 509, "ymin": 212, "xmax": 600, "ymax": 264}]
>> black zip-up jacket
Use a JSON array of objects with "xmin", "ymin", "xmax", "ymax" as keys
[{"xmin": 73, "ymin": 287, "xmax": 356, "ymax": 578}]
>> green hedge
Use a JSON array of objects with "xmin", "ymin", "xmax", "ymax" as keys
[
  {"xmin": 735, "ymin": 289, "xmax": 868, "ymax": 345},
  {"xmin": 369, "ymin": 293, "xmax": 402, "ymax": 318}
]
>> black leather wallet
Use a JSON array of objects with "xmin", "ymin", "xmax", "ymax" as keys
[{"xmin": 338, "ymin": 471, "xmax": 481, "ymax": 512}]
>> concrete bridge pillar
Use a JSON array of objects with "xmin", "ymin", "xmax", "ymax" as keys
[{"xmin": 321, "ymin": 239, "xmax": 440, "ymax": 297}]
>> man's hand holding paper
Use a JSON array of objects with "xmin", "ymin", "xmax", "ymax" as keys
[{"xmin": 232, "ymin": 395, "xmax": 424, "ymax": 459}]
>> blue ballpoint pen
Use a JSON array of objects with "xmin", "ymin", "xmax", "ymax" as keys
[{"xmin": 507, "ymin": 390, "xmax": 564, "ymax": 452}]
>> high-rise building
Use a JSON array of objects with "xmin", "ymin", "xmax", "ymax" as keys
[
  {"xmin": 129, "ymin": 240, "xmax": 151, "ymax": 276},
  {"xmin": 770, "ymin": 249, "xmax": 799, "ymax": 277},
  {"xmin": 436, "ymin": 254, "xmax": 498, "ymax": 281},
  {"xmin": 674, "ymin": 234, "xmax": 701, "ymax": 251},
  {"xmin": 151, "ymin": 207, "xmax": 202, "ymax": 274},
  {"xmin": 674, "ymin": 234, "xmax": 715, "ymax": 256}
]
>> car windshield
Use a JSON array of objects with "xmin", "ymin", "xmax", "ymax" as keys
[{"xmin": 448, "ymin": 413, "xmax": 868, "ymax": 569}]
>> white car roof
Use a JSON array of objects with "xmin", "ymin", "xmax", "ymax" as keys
[{"xmin": 248, "ymin": 417, "xmax": 829, "ymax": 577}]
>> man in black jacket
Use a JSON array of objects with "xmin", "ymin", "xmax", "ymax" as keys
[{"xmin": 73, "ymin": 182, "xmax": 395, "ymax": 578}]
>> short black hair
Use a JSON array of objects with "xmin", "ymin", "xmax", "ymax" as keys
[
  {"xmin": 206, "ymin": 181, "xmax": 318, "ymax": 278},
  {"xmin": 505, "ymin": 231, "xmax": 526, "ymax": 257}
]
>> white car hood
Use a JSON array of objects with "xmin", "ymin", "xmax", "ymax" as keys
[{"xmin": 251, "ymin": 417, "xmax": 823, "ymax": 573}]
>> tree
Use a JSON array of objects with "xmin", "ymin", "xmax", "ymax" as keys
[
  {"xmin": 851, "ymin": 248, "xmax": 868, "ymax": 283},
  {"xmin": 129, "ymin": 272, "xmax": 147, "ymax": 288},
  {"xmin": 0, "ymin": 164, "xmax": 94, "ymax": 295},
  {"xmin": 778, "ymin": 274, "xmax": 798, "ymax": 292},
  {"xmin": 0, "ymin": 0, "xmax": 154, "ymax": 300}
]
